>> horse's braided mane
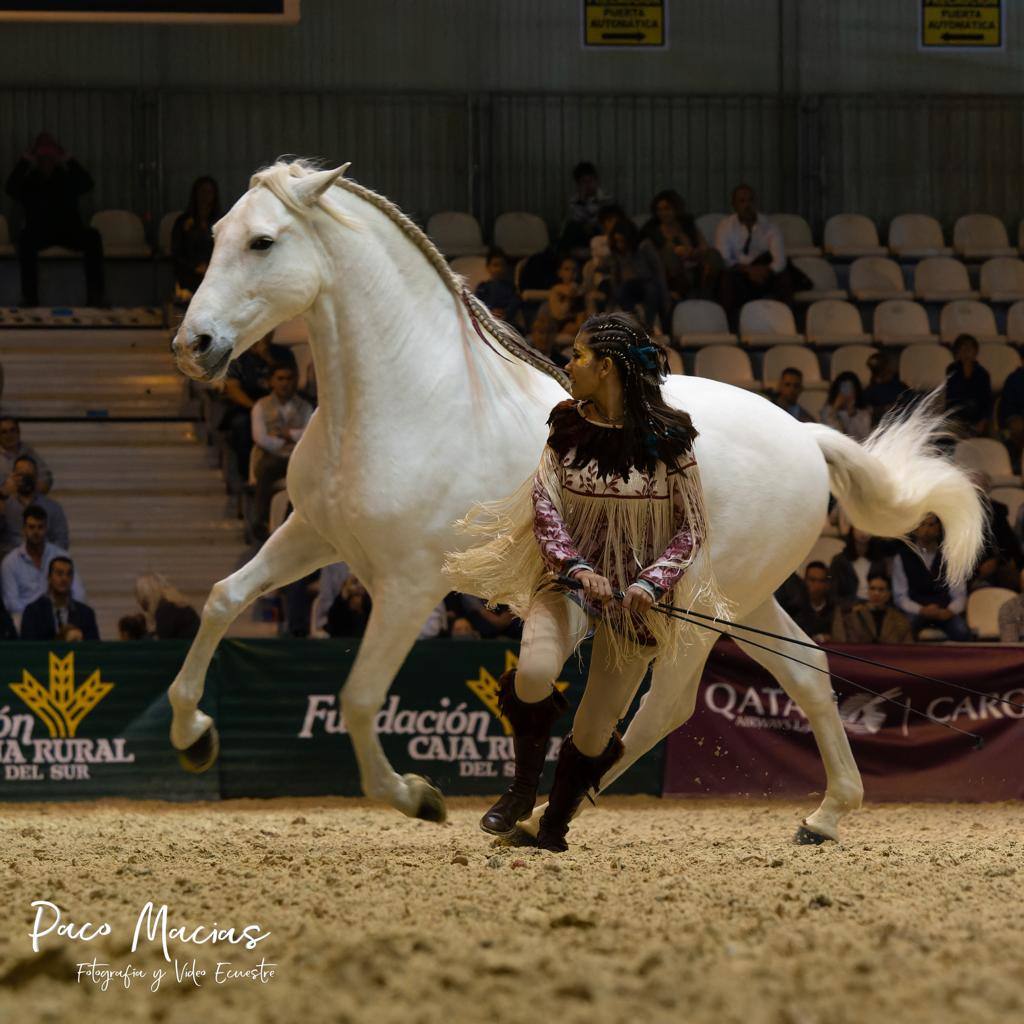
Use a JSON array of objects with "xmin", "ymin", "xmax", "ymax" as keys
[{"xmin": 251, "ymin": 159, "xmax": 570, "ymax": 392}]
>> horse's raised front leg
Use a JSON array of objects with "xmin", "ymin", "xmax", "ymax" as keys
[
  {"xmin": 734, "ymin": 598, "xmax": 863, "ymax": 843},
  {"xmin": 168, "ymin": 512, "xmax": 337, "ymax": 769},
  {"xmin": 339, "ymin": 577, "xmax": 449, "ymax": 821}
]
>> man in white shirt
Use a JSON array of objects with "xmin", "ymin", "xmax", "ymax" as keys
[
  {"xmin": 714, "ymin": 183, "xmax": 792, "ymax": 326},
  {"xmin": 250, "ymin": 362, "xmax": 313, "ymax": 540}
]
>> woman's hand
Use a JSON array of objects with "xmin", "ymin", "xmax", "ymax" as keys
[
  {"xmin": 574, "ymin": 570, "xmax": 614, "ymax": 604},
  {"xmin": 622, "ymin": 584, "xmax": 655, "ymax": 615}
]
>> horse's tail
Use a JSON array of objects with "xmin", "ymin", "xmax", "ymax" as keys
[{"xmin": 803, "ymin": 391, "xmax": 986, "ymax": 587}]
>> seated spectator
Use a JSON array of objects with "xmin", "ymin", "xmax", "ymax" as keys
[
  {"xmin": 793, "ymin": 561, "xmax": 839, "ymax": 643},
  {"xmin": 968, "ymin": 472, "xmax": 1023, "ymax": 592},
  {"xmin": 891, "ymin": 513, "xmax": 970, "ymax": 640},
  {"xmin": 829, "ymin": 528, "xmax": 890, "ymax": 609},
  {"xmin": 450, "ymin": 617, "xmax": 480, "ymax": 639},
  {"xmin": 998, "ymin": 570, "xmax": 1024, "ymax": 642},
  {"xmin": 446, "ymin": 592, "xmax": 521, "ymax": 640},
  {"xmin": 1, "ymin": 505, "xmax": 84, "ymax": 620},
  {"xmin": 171, "ymin": 176, "xmax": 220, "ymax": 304},
  {"xmin": 6, "ymin": 132, "xmax": 105, "ymax": 307},
  {"xmin": 819, "ymin": 372, "xmax": 872, "ymax": 441},
  {"xmin": 474, "ymin": 247, "xmax": 522, "ymax": 327},
  {"xmin": 833, "ymin": 573, "xmax": 913, "ymax": 644},
  {"xmin": 135, "ymin": 571, "xmax": 200, "ymax": 640},
  {"xmin": 642, "ymin": 189, "xmax": 721, "ymax": 305},
  {"xmin": 311, "ymin": 561, "xmax": 349, "ymax": 636},
  {"xmin": 559, "ymin": 161, "xmax": 614, "ymax": 260},
  {"xmin": 0, "ymin": 416, "xmax": 53, "ymax": 493},
  {"xmin": 775, "ymin": 571, "xmax": 809, "ymax": 623},
  {"xmin": 863, "ymin": 351, "xmax": 910, "ymax": 425},
  {"xmin": 2, "ymin": 456, "xmax": 69, "ymax": 556},
  {"xmin": 766, "ymin": 367, "xmax": 816, "ymax": 423},
  {"xmin": 605, "ymin": 219, "xmax": 668, "ymax": 334},
  {"xmin": 20, "ymin": 556, "xmax": 98, "ymax": 641},
  {"xmin": 326, "ymin": 575, "xmax": 372, "ymax": 638},
  {"xmin": 998, "ymin": 347, "xmax": 1024, "ymax": 474},
  {"xmin": 419, "ymin": 602, "xmax": 449, "ymax": 639},
  {"xmin": 715, "ymin": 184, "xmax": 792, "ymax": 327},
  {"xmin": 250, "ymin": 362, "xmax": 313, "ymax": 540},
  {"xmin": 546, "ymin": 256, "xmax": 588, "ymax": 335},
  {"xmin": 118, "ymin": 613, "xmax": 148, "ymax": 641},
  {"xmin": 945, "ymin": 334, "xmax": 992, "ymax": 438}
]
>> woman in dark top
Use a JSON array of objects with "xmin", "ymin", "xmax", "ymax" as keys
[
  {"xmin": 829, "ymin": 528, "xmax": 891, "ymax": 609},
  {"xmin": 641, "ymin": 189, "xmax": 721, "ymax": 305},
  {"xmin": 945, "ymin": 334, "xmax": 992, "ymax": 437},
  {"xmin": 135, "ymin": 572, "xmax": 200, "ymax": 640},
  {"xmin": 171, "ymin": 176, "xmax": 220, "ymax": 299}
]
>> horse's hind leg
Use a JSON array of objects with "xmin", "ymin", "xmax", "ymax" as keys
[
  {"xmin": 168, "ymin": 512, "xmax": 336, "ymax": 769},
  {"xmin": 734, "ymin": 598, "xmax": 863, "ymax": 843}
]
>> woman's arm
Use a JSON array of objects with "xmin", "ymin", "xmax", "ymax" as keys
[{"xmin": 531, "ymin": 472, "xmax": 591, "ymax": 577}]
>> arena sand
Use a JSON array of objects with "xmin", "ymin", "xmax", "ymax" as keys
[{"xmin": 0, "ymin": 796, "xmax": 1021, "ymax": 1024}]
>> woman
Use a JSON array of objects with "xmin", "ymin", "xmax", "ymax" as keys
[
  {"xmin": 829, "ymin": 528, "xmax": 889, "ymax": 609},
  {"xmin": 445, "ymin": 313, "xmax": 725, "ymax": 852},
  {"xmin": 135, "ymin": 572, "xmax": 200, "ymax": 640},
  {"xmin": 605, "ymin": 219, "xmax": 669, "ymax": 335},
  {"xmin": 945, "ymin": 334, "xmax": 992, "ymax": 437},
  {"xmin": 171, "ymin": 176, "xmax": 220, "ymax": 301},
  {"xmin": 642, "ymin": 189, "xmax": 720, "ymax": 304},
  {"xmin": 820, "ymin": 371, "xmax": 872, "ymax": 442}
]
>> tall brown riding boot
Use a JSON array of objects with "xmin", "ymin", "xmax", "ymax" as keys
[
  {"xmin": 480, "ymin": 670, "xmax": 569, "ymax": 837},
  {"xmin": 536, "ymin": 731, "xmax": 624, "ymax": 853}
]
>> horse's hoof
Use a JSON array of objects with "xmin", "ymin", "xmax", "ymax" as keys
[
  {"xmin": 177, "ymin": 725, "xmax": 220, "ymax": 774},
  {"xmin": 794, "ymin": 823, "xmax": 833, "ymax": 846},
  {"xmin": 405, "ymin": 774, "xmax": 447, "ymax": 823}
]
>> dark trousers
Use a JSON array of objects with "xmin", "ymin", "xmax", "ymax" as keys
[
  {"xmin": 719, "ymin": 265, "xmax": 794, "ymax": 329},
  {"xmin": 254, "ymin": 452, "xmax": 289, "ymax": 532},
  {"xmin": 910, "ymin": 613, "xmax": 972, "ymax": 642},
  {"xmin": 18, "ymin": 224, "xmax": 105, "ymax": 305}
]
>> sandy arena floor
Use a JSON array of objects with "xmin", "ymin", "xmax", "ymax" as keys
[{"xmin": 0, "ymin": 796, "xmax": 1021, "ymax": 1024}]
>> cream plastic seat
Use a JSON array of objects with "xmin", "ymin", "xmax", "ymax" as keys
[
  {"xmin": 977, "ymin": 342, "xmax": 1020, "ymax": 391},
  {"xmin": 1007, "ymin": 301, "xmax": 1024, "ymax": 344},
  {"xmin": 0, "ymin": 213, "xmax": 15, "ymax": 257},
  {"xmin": 873, "ymin": 300, "xmax": 939, "ymax": 345},
  {"xmin": 939, "ymin": 300, "xmax": 1002, "ymax": 343},
  {"xmin": 805, "ymin": 300, "xmax": 870, "ymax": 348},
  {"xmin": 91, "ymin": 210, "xmax": 150, "ymax": 257},
  {"xmin": 450, "ymin": 255, "xmax": 489, "ymax": 292},
  {"xmin": 693, "ymin": 345, "xmax": 757, "ymax": 389},
  {"xmin": 913, "ymin": 258, "xmax": 978, "ymax": 302},
  {"xmin": 979, "ymin": 258, "xmax": 1024, "ymax": 303},
  {"xmin": 898, "ymin": 344, "xmax": 951, "ymax": 392},
  {"xmin": 768, "ymin": 214, "xmax": 820, "ymax": 257},
  {"xmin": 158, "ymin": 210, "xmax": 181, "ymax": 257},
  {"xmin": 953, "ymin": 214, "xmax": 1017, "ymax": 260},
  {"xmin": 954, "ymin": 438, "xmax": 1017, "ymax": 486},
  {"xmin": 849, "ymin": 257, "xmax": 912, "ymax": 301},
  {"xmin": 888, "ymin": 214, "xmax": 952, "ymax": 259},
  {"xmin": 695, "ymin": 213, "xmax": 726, "ymax": 243},
  {"xmin": 672, "ymin": 299, "xmax": 737, "ymax": 347},
  {"xmin": 967, "ymin": 587, "xmax": 1017, "ymax": 640},
  {"xmin": 824, "ymin": 214, "xmax": 887, "ymax": 258},
  {"xmin": 739, "ymin": 299, "xmax": 804, "ymax": 347},
  {"xmin": 493, "ymin": 212, "xmax": 549, "ymax": 258},
  {"xmin": 792, "ymin": 256, "xmax": 846, "ymax": 303},
  {"xmin": 829, "ymin": 344, "xmax": 877, "ymax": 386},
  {"xmin": 991, "ymin": 486, "xmax": 1024, "ymax": 525},
  {"xmin": 762, "ymin": 344, "xmax": 826, "ymax": 395},
  {"xmin": 427, "ymin": 211, "xmax": 486, "ymax": 257}
]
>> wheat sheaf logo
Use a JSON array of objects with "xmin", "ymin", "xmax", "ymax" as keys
[
  {"xmin": 9, "ymin": 652, "xmax": 113, "ymax": 738},
  {"xmin": 465, "ymin": 650, "xmax": 569, "ymax": 735}
]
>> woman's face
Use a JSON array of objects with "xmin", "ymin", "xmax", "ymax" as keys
[
  {"xmin": 567, "ymin": 334, "xmax": 611, "ymax": 400},
  {"xmin": 655, "ymin": 200, "xmax": 675, "ymax": 224},
  {"xmin": 958, "ymin": 341, "xmax": 978, "ymax": 364},
  {"xmin": 557, "ymin": 259, "xmax": 576, "ymax": 284},
  {"xmin": 197, "ymin": 181, "xmax": 216, "ymax": 212},
  {"xmin": 611, "ymin": 230, "xmax": 629, "ymax": 253}
]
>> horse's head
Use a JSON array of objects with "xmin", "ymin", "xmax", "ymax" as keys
[{"xmin": 171, "ymin": 162, "xmax": 350, "ymax": 381}]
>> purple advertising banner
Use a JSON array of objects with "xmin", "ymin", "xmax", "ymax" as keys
[{"xmin": 664, "ymin": 641, "xmax": 1024, "ymax": 801}]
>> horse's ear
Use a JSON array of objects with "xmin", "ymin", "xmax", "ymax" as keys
[{"xmin": 293, "ymin": 163, "xmax": 350, "ymax": 207}]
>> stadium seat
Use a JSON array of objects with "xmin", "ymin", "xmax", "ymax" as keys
[
  {"xmin": 800, "ymin": 536, "xmax": 845, "ymax": 575},
  {"xmin": 427, "ymin": 211, "xmax": 486, "ymax": 257},
  {"xmin": 792, "ymin": 256, "xmax": 847, "ymax": 303},
  {"xmin": 768, "ymin": 214, "xmax": 820, "ymax": 257},
  {"xmin": 873, "ymin": 300, "xmax": 939, "ymax": 345},
  {"xmin": 0, "ymin": 213, "xmax": 15, "ymax": 257},
  {"xmin": 805, "ymin": 300, "xmax": 871, "ymax": 347},
  {"xmin": 979, "ymin": 258, "xmax": 1024, "ymax": 303},
  {"xmin": 939, "ymin": 300, "xmax": 1002, "ymax": 342},
  {"xmin": 954, "ymin": 437, "xmax": 1018, "ymax": 486},
  {"xmin": 450, "ymin": 255, "xmax": 489, "ymax": 292},
  {"xmin": 991, "ymin": 486, "xmax": 1024, "ymax": 525},
  {"xmin": 849, "ymin": 257, "xmax": 912, "ymax": 301},
  {"xmin": 493, "ymin": 212, "xmax": 549, "ymax": 258},
  {"xmin": 672, "ymin": 299, "xmax": 737, "ymax": 347},
  {"xmin": 888, "ymin": 214, "xmax": 952, "ymax": 259},
  {"xmin": 823, "ymin": 214, "xmax": 887, "ymax": 258},
  {"xmin": 967, "ymin": 587, "xmax": 1017, "ymax": 640},
  {"xmin": 953, "ymin": 214, "xmax": 1017, "ymax": 260},
  {"xmin": 762, "ymin": 344, "xmax": 826, "ymax": 395},
  {"xmin": 913, "ymin": 258, "xmax": 978, "ymax": 302},
  {"xmin": 738, "ymin": 299, "xmax": 804, "ymax": 346},
  {"xmin": 696, "ymin": 213, "xmax": 726, "ymax": 244},
  {"xmin": 829, "ymin": 344, "xmax": 877, "ymax": 386},
  {"xmin": 1007, "ymin": 302, "xmax": 1024, "ymax": 344},
  {"xmin": 898, "ymin": 344, "xmax": 951, "ymax": 392},
  {"xmin": 978, "ymin": 342, "xmax": 1020, "ymax": 391},
  {"xmin": 158, "ymin": 210, "xmax": 180, "ymax": 257},
  {"xmin": 91, "ymin": 210, "xmax": 150, "ymax": 257},
  {"xmin": 693, "ymin": 346, "xmax": 757, "ymax": 389}
]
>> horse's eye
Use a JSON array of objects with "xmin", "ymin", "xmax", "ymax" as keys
[{"xmin": 250, "ymin": 236, "xmax": 275, "ymax": 251}]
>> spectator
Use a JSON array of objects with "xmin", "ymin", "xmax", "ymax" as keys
[
  {"xmin": 829, "ymin": 528, "xmax": 890, "ymax": 609},
  {"xmin": 560, "ymin": 161, "xmax": 614, "ymax": 260},
  {"xmin": 863, "ymin": 351, "xmax": 910, "ymax": 426},
  {"xmin": 118, "ymin": 613, "xmax": 148, "ymax": 641},
  {"xmin": 171, "ymin": 176, "xmax": 220, "ymax": 303},
  {"xmin": 775, "ymin": 571, "xmax": 809, "ymax": 623},
  {"xmin": 326, "ymin": 575, "xmax": 372, "ymax": 638},
  {"xmin": 968, "ymin": 472, "xmax": 1023, "ymax": 592},
  {"xmin": 715, "ymin": 184, "xmax": 792, "ymax": 327},
  {"xmin": 0, "ymin": 416, "xmax": 53, "ymax": 493},
  {"xmin": 6, "ymin": 132, "xmax": 105, "ymax": 307},
  {"xmin": 998, "ymin": 569, "xmax": 1024, "ymax": 642},
  {"xmin": 474, "ymin": 247, "xmax": 522, "ymax": 326},
  {"xmin": 445, "ymin": 592, "xmax": 521, "ymax": 640},
  {"xmin": 766, "ymin": 367, "xmax": 816, "ymax": 423},
  {"xmin": 581, "ymin": 204, "xmax": 628, "ymax": 314},
  {"xmin": 819, "ymin": 372, "xmax": 872, "ymax": 441},
  {"xmin": 833, "ymin": 573, "xmax": 913, "ymax": 644},
  {"xmin": 546, "ymin": 256, "xmax": 588, "ymax": 335},
  {"xmin": 642, "ymin": 189, "xmax": 721, "ymax": 304},
  {"xmin": 135, "ymin": 572, "xmax": 200, "ymax": 640},
  {"xmin": 2, "ymin": 455, "xmax": 69, "ymax": 555},
  {"xmin": 1, "ymin": 505, "xmax": 84, "ymax": 619},
  {"xmin": 998, "ymin": 347, "xmax": 1024, "ymax": 474},
  {"xmin": 250, "ymin": 362, "xmax": 313, "ymax": 540},
  {"xmin": 0, "ymin": 591, "xmax": 16, "ymax": 639},
  {"xmin": 20, "ymin": 556, "xmax": 99, "ymax": 641},
  {"xmin": 605, "ymin": 219, "xmax": 668, "ymax": 334},
  {"xmin": 891, "ymin": 513, "xmax": 970, "ymax": 640},
  {"xmin": 419, "ymin": 603, "xmax": 449, "ymax": 639},
  {"xmin": 945, "ymin": 334, "xmax": 992, "ymax": 438},
  {"xmin": 794, "ymin": 561, "xmax": 839, "ymax": 643},
  {"xmin": 311, "ymin": 561, "xmax": 349, "ymax": 636},
  {"xmin": 451, "ymin": 617, "xmax": 480, "ymax": 639}
]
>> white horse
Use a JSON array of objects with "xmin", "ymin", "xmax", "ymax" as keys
[{"xmin": 169, "ymin": 160, "xmax": 984, "ymax": 842}]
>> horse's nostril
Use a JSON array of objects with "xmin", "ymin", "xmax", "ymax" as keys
[{"xmin": 195, "ymin": 333, "xmax": 213, "ymax": 354}]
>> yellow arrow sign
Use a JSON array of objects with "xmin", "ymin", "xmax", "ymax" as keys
[
  {"xmin": 583, "ymin": 1, "xmax": 666, "ymax": 48},
  {"xmin": 921, "ymin": 1, "xmax": 1002, "ymax": 49}
]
